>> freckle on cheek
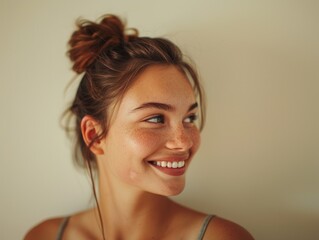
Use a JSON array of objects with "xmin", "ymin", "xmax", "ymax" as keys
[{"xmin": 130, "ymin": 130, "xmax": 163, "ymax": 150}]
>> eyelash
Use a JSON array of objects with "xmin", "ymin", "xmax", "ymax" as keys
[
  {"xmin": 145, "ymin": 115, "xmax": 165, "ymax": 124},
  {"xmin": 145, "ymin": 114, "xmax": 198, "ymax": 124},
  {"xmin": 184, "ymin": 114, "xmax": 198, "ymax": 123}
]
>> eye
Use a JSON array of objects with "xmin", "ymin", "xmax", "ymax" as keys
[
  {"xmin": 145, "ymin": 115, "xmax": 165, "ymax": 124},
  {"xmin": 184, "ymin": 114, "xmax": 198, "ymax": 124}
]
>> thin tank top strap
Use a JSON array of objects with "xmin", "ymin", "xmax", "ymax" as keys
[
  {"xmin": 56, "ymin": 217, "xmax": 70, "ymax": 240},
  {"xmin": 197, "ymin": 215, "xmax": 215, "ymax": 240}
]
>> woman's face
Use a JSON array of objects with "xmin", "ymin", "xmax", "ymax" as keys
[{"xmin": 98, "ymin": 65, "xmax": 201, "ymax": 196}]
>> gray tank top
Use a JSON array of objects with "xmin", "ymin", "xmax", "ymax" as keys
[
  {"xmin": 197, "ymin": 215, "xmax": 215, "ymax": 240},
  {"xmin": 56, "ymin": 217, "xmax": 70, "ymax": 240},
  {"xmin": 56, "ymin": 215, "xmax": 215, "ymax": 240}
]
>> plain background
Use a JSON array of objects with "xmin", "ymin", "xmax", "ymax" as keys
[{"xmin": 1, "ymin": 0, "xmax": 318, "ymax": 239}]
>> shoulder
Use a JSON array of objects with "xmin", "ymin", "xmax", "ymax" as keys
[
  {"xmin": 204, "ymin": 216, "xmax": 254, "ymax": 240},
  {"xmin": 24, "ymin": 217, "xmax": 65, "ymax": 240}
]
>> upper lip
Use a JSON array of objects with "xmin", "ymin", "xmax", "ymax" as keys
[{"xmin": 147, "ymin": 154, "xmax": 189, "ymax": 162}]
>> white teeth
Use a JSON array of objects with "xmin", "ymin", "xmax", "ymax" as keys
[
  {"xmin": 178, "ymin": 161, "xmax": 185, "ymax": 168},
  {"xmin": 152, "ymin": 161, "xmax": 185, "ymax": 169},
  {"xmin": 161, "ymin": 161, "xmax": 167, "ymax": 167}
]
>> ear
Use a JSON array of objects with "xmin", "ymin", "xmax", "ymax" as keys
[{"xmin": 81, "ymin": 115, "xmax": 104, "ymax": 155}]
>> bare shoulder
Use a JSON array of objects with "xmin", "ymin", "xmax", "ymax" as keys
[
  {"xmin": 204, "ymin": 216, "xmax": 254, "ymax": 240},
  {"xmin": 24, "ymin": 217, "xmax": 65, "ymax": 240}
]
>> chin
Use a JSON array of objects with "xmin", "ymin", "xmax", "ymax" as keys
[
  {"xmin": 159, "ymin": 181, "xmax": 186, "ymax": 196},
  {"xmin": 166, "ymin": 188, "xmax": 184, "ymax": 196}
]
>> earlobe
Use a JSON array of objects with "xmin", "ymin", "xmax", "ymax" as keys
[{"xmin": 81, "ymin": 115, "xmax": 104, "ymax": 155}]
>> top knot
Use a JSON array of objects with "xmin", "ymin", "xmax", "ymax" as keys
[{"xmin": 67, "ymin": 14, "xmax": 138, "ymax": 74}]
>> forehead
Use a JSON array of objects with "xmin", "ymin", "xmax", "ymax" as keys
[{"xmin": 123, "ymin": 65, "xmax": 196, "ymax": 104}]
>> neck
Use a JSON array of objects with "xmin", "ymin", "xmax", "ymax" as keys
[{"xmin": 95, "ymin": 172, "xmax": 176, "ymax": 239}]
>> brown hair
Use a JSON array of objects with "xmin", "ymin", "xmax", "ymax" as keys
[{"xmin": 65, "ymin": 14, "xmax": 205, "ymax": 171}]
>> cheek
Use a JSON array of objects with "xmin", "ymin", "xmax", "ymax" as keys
[
  {"xmin": 122, "ymin": 129, "xmax": 165, "ymax": 182},
  {"xmin": 101, "ymin": 126, "xmax": 166, "ymax": 184},
  {"xmin": 126, "ymin": 128, "xmax": 165, "ymax": 155}
]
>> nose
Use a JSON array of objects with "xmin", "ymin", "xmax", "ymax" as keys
[{"xmin": 165, "ymin": 125, "xmax": 193, "ymax": 151}]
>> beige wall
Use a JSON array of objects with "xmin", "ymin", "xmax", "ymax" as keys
[{"xmin": 1, "ymin": 1, "xmax": 318, "ymax": 239}]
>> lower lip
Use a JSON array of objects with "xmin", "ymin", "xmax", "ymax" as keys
[{"xmin": 149, "ymin": 163, "xmax": 186, "ymax": 176}]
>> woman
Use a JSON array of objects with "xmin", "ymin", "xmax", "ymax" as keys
[{"xmin": 25, "ymin": 15, "xmax": 253, "ymax": 240}]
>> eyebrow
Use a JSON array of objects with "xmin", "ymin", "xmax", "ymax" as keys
[{"xmin": 131, "ymin": 102, "xmax": 198, "ymax": 112}]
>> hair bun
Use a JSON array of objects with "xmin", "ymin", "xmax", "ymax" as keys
[{"xmin": 67, "ymin": 14, "xmax": 138, "ymax": 74}]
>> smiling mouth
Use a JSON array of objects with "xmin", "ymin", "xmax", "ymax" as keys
[{"xmin": 148, "ymin": 160, "xmax": 185, "ymax": 169}]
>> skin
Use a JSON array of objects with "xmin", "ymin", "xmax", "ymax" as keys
[{"xmin": 24, "ymin": 65, "xmax": 254, "ymax": 240}]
